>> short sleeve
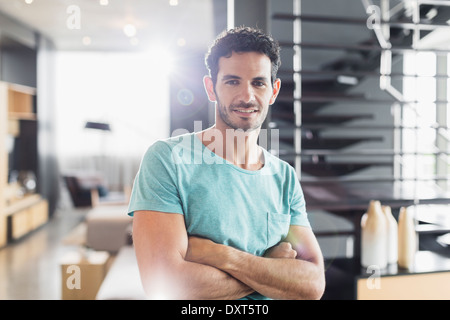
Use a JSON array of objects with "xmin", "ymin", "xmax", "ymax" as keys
[
  {"xmin": 288, "ymin": 167, "xmax": 311, "ymax": 228},
  {"xmin": 127, "ymin": 141, "xmax": 184, "ymax": 216}
]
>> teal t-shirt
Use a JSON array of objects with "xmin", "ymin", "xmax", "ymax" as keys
[{"xmin": 128, "ymin": 132, "xmax": 311, "ymax": 300}]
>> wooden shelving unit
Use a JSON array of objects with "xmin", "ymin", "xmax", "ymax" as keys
[{"xmin": 0, "ymin": 81, "xmax": 48, "ymax": 247}]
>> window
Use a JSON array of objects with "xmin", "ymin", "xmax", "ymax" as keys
[
  {"xmin": 402, "ymin": 52, "xmax": 449, "ymax": 194},
  {"xmin": 55, "ymin": 51, "xmax": 171, "ymax": 189}
]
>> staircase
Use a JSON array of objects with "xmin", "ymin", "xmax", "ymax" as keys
[
  {"xmin": 264, "ymin": 0, "xmax": 450, "ymax": 299},
  {"xmin": 269, "ymin": 0, "xmax": 450, "ymax": 211}
]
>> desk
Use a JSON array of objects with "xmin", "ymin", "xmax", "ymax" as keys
[
  {"xmin": 325, "ymin": 251, "xmax": 450, "ymax": 299},
  {"xmin": 357, "ymin": 251, "xmax": 450, "ymax": 299}
]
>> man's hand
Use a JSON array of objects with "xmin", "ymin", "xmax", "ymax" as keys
[{"xmin": 264, "ymin": 242, "xmax": 297, "ymax": 259}]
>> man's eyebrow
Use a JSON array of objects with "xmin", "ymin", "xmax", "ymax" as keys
[
  {"xmin": 221, "ymin": 75, "xmax": 270, "ymax": 82},
  {"xmin": 253, "ymin": 76, "xmax": 270, "ymax": 83},
  {"xmin": 221, "ymin": 74, "xmax": 241, "ymax": 81}
]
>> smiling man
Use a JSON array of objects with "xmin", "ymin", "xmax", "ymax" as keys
[{"xmin": 129, "ymin": 27, "xmax": 325, "ymax": 300}]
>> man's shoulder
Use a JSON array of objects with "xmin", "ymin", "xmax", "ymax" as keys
[
  {"xmin": 142, "ymin": 132, "xmax": 197, "ymax": 164},
  {"xmin": 149, "ymin": 132, "xmax": 196, "ymax": 151}
]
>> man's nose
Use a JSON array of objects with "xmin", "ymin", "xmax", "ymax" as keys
[{"xmin": 238, "ymin": 83, "xmax": 256, "ymax": 103}]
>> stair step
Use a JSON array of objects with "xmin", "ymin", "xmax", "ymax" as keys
[
  {"xmin": 279, "ymin": 136, "xmax": 383, "ymax": 150},
  {"xmin": 272, "ymin": 99, "xmax": 331, "ymax": 114},
  {"xmin": 270, "ymin": 107, "xmax": 372, "ymax": 123},
  {"xmin": 302, "ymin": 114, "xmax": 372, "ymax": 124},
  {"xmin": 301, "ymin": 162, "xmax": 390, "ymax": 177}
]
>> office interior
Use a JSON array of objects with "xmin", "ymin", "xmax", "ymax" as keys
[{"xmin": 1, "ymin": 0, "xmax": 450, "ymax": 300}]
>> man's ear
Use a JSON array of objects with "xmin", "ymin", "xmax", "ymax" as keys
[
  {"xmin": 203, "ymin": 76, "xmax": 217, "ymax": 102},
  {"xmin": 269, "ymin": 78, "xmax": 281, "ymax": 105}
]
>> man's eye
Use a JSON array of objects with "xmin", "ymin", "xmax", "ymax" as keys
[
  {"xmin": 225, "ymin": 80, "xmax": 239, "ymax": 85},
  {"xmin": 253, "ymin": 81, "xmax": 266, "ymax": 87}
]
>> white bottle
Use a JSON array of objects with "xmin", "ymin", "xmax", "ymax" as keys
[
  {"xmin": 361, "ymin": 200, "xmax": 387, "ymax": 269},
  {"xmin": 398, "ymin": 207, "xmax": 416, "ymax": 270},
  {"xmin": 382, "ymin": 205, "xmax": 398, "ymax": 265}
]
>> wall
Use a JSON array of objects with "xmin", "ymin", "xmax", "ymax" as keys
[
  {"xmin": 0, "ymin": 11, "xmax": 59, "ymax": 216},
  {"xmin": 37, "ymin": 35, "xmax": 59, "ymax": 215}
]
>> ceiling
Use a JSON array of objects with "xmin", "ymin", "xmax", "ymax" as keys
[
  {"xmin": 1, "ymin": 0, "xmax": 449, "ymax": 54},
  {"xmin": 0, "ymin": 0, "xmax": 215, "ymax": 51}
]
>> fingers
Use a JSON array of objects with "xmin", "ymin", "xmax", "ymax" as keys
[
  {"xmin": 264, "ymin": 241, "xmax": 297, "ymax": 259},
  {"xmin": 278, "ymin": 242, "xmax": 297, "ymax": 258},
  {"xmin": 279, "ymin": 242, "xmax": 292, "ymax": 250}
]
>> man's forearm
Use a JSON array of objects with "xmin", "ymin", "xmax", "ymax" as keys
[
  {"xmin": 187, "ymin": 238, "xmax": 324, "ymax": 300},
  {"xmin": 170, "ymin": 260, "xmax": 254, "ymax": 300},
  {"xmin": 134, "ymin": 211, "xmax": 255, "ymax": 300},
  {"xmin": 140, "ymin": 255, "xmax": 253, "ymax": 300}
]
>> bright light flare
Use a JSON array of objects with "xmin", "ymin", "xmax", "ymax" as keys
[
  {"xmin": 147, "ymin": 46, "xmax": 175, "ymax": 74},
  {"xmin": 123, "ymin": 24, "xmax": 137, "ymax": 38}
]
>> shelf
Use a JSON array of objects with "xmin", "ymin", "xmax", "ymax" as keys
[
  {"xmin": 7, "ymin": 83, "xmax": 36, "ymax": 95},
  {"xmin": 4, "ymin": 194, "xmax": 42, "ymax": 216},
  {"xmin": 326, "ymin": 251, "xmax": 450, "ymax": 300},
  {"xmin": 7, "ymin": 197, "xmax": 48, "ymax": 240},
  {"xmin": 6, "ymin": 83, "xmax": 36, "ymax": 121},
  {"xmin": 8, "ymin": 113, "xmax": 37, "ymax": 121},
  {"xmin": 416, "ymin": 224, "xmax": 450, "ymax": 235},
  {"xmin": 1, "ymin": 80, "xmax": 46, "ymax": 246}
]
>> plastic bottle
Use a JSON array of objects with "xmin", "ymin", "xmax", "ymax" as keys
[
  {"xmin": 382, "ymin": 205, "xmax": 398, "ymax": 264},
  {"xmin": 361, "ymin": 200, "xmax": 387, "ymax": 269},
  {"xmin": 398, "ymin": 207, "xmax": 416, "ymax": 270}
]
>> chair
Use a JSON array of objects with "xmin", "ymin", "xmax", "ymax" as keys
[{"xmin": 63, "ymin": 172, "xmax": 129, "ymax": 208}]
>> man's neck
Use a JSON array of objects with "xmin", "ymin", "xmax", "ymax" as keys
[{"xmin": 197, "ymin": 126, "xmax": 264, "ymax": 171}]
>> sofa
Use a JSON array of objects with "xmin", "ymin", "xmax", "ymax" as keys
[{"xmin": 85, "ymin": 205, "xmax": 132, "ymax": 253}]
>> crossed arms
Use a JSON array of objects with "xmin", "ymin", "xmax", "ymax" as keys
[{"xmin": 132, "ymin": 210, "xmax": 325, "ymax": 300}]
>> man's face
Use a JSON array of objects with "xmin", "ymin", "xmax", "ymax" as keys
[{"xmin": 205, "ymin": 51, "xmax": 281, "ymax": 132}]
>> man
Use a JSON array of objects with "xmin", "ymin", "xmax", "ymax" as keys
[{"xmin": 129, "ymin": 27, "xmax": 325, "ymax": 300}]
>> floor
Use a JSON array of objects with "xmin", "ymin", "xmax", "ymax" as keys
[
  {"xmin": 0, "ymin": 203, "xmax": 354, "ymax": 300},
  {"xmin": 0, "ymin": 207, "xmax": 88, "ymax": 300}
]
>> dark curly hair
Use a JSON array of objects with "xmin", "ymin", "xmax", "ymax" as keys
[{"xmin": 205, "ymin": 26, "xmax": 281, "ymax": 88}]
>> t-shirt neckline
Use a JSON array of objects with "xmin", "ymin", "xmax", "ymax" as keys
[{"xmin": 193, "ymin": 132, "xmax": 271, "ymax": 175}]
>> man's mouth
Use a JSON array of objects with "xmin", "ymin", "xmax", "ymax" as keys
[{"xmin": 234, "ymin": 109, "xmax": 258, "ymax": 114}]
